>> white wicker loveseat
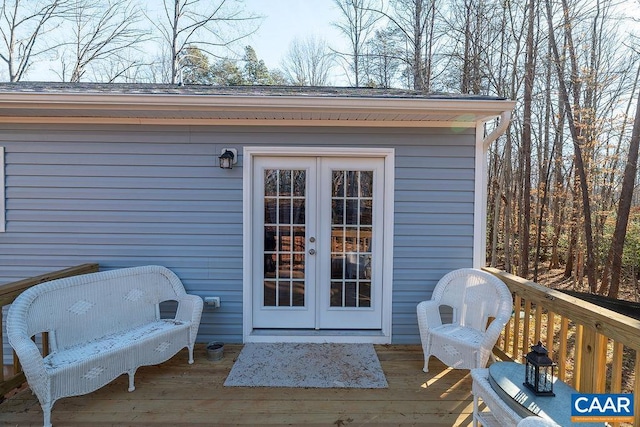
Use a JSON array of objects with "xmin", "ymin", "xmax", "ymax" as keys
[{"xmin": 6, "ymin": 265, "xmax": 204, "ymax": 427}]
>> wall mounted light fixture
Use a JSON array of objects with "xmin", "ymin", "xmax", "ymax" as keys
[{"xmin": 218, "ymin": 148, "xmax": 238, "ymax": 169}]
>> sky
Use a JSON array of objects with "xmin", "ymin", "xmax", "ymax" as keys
[
  {"xmin": 22, "ymin": 0, "xmax": 349, "ymax": 83},
  {"xmin": 19, "ymin": 0, "xmax": 640, "ymax": 84},
  {"xmin": 242, "ymin": 0, "xmax": 348, "ymax": 83}
]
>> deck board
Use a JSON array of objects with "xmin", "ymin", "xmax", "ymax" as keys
[{"xmin": 0, "ymin": 344, "xmax": 476, "ymax": 426}]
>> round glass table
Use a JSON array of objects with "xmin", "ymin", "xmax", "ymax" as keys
[{"xmin": 488, "ymin": 362, "xmax": 605, "ymax": 427}]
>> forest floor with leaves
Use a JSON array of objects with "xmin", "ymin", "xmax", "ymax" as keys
[{"xmin": 536, "ymin": 267, "xmax": 639, "ymax": 302}]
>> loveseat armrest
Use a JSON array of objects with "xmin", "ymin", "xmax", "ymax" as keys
[
  {"xmin": 175, "ymin": 294, "xmax": 204, "ymax": 342},
  {"xmin": 6, "ymin": 331, "xmax": 49, "ymax": 398},
  {"xmin": 176, "ymin": 294, "xmax": 204, "ymax": 322}
]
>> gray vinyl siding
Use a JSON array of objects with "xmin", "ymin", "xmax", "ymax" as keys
[{"xmin": 0, "ymin": 124, "xmax": 475, "ymax": 345}]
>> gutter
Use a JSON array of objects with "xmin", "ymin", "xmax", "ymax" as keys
[
  {"xmin": 482, "ymin": 110, "xmax": 512, "ymax": 150},
  {"xmin": 0, "ymin": 92, "xmax": 511, "ymax": 111}
]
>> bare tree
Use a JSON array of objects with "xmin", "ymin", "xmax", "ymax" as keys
[
  {"xmin": 385, "ymin": 0, "xmax": 438, "ymax": 91},
  {"xmin": 545, "ymin": 0, "xmax": 599, "ymax": 292},
  {"xmin": 0, "ymin": 0, "xmax": 70, "ymax": 81},
  {"xmin": 363, "ymin": 26, "xmax": 403, "ymax": 87},
  {"xmin": 90, "ymin": 52, "xmax": 153, "ymax": 83},
  {"xmin": 332, "ymin": 0, "xmax": 381, "ymax": 87},
  {"xmin": 281, "ymin": 35, "xmax": 334, "ymax": 86},
  {"xmin": 151, "ymin": 0, "xmax": 260, "ymax": 84},
  {"xmin": 58, "ymin": 0, "xmax": 147, "ymax": 82},
  {"xmin": 520, "ymin": 0, "xmax": 538, "ymax": 278}
]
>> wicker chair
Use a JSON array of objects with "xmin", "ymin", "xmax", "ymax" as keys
[{"xmin": 417, "ymin": 268, "xmax": 513, "ymax": 372}]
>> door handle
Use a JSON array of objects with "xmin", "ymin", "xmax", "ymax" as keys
[{"xmin": 309, "ymin": 249, "xmax": 316, "ymax": 255}]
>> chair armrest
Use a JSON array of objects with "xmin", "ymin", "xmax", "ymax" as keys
[
  {"xmin": 417, "ymin": 300, "xmax": 443, "ymax": 329},
  {"xmin": 479, "ymin": 313, "xmax": 510, "ymax": 351}
]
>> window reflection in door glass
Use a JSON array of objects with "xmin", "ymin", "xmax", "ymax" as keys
[
  {"xmin": 263, "ymin": 169, "xmax": 307, "ymax": 308},
  {"xmin": 330, "ymin": 169, "xmax": 374, "ymax": 309}
]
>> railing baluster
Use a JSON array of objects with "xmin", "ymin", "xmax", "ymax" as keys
[
  {"xmin": 546, "ymin": 310, "xmax": 555, "ymax": 361},
  {"xmin": 42, "ymin": 332, "xmax": 49, "ymax": 357},
  {"xmin": 558, "ymin": 316, "xmax": 568, "ymax": 382},
  {"xmin": 611, "ymin": 342, "xmax": 624, "ymax": 394},
  {"xmin": 609, "ymin": 341, "xmax": 624, "ymax": 427},
  {"xmin": 512, "ymin": 294, "xmax": 521, "ymax": 360},
  {"xmin": 502, "ymin": 305, "xmax": 512, "ymax": 353},
  {"xmin": 522, "ymin": 299, "xmax": 531, "ymax": 356},
  {"xmin": 574, "ymin": 324, "xmax": 583, "ymax": 390},
  {"xmin": 534, "ymin": 303, "xmax": 542, "ymax": 344}
]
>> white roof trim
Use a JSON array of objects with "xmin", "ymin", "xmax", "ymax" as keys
[{"xmin": 0, "ymin": 91, "xmax": 516, "ymax": 126}]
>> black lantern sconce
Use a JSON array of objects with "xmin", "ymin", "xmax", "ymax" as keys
[
  {"xmin": 524, "ymin": 341, "xmax": 556, "ymax": 396},
  {"xmin": 218, "ymin": 148, "xmax": 237, "ymax": 169}
]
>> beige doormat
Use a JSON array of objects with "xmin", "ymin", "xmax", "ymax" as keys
[{"xmin": 223, "ymin": 343, "xmax": 388, "ymax": 388}]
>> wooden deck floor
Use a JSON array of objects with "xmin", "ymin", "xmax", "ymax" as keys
[{"xmin": 0, "ymin": 344, "xmax": 476, "ymax": 426}]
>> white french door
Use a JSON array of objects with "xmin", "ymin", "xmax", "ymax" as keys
[{"xmin": 251, "ymin": 155, "xmax": 385, "ymax": 330}]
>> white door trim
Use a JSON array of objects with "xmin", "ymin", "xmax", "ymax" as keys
[{"xmin": 242, "ymin": 146, "xmax": 395, "ymax": 343}]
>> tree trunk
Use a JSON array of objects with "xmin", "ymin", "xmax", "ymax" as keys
[
  {"xmin": 605, "ymin": 91, "xmax": 640, "ymax": 298},
  {"xmin": 504, "ymin": 131, "xmax": 514, "ymax": 273},
  {"xmin": 520, "ymin": 0, "xmax": 536, "ymax": 279}
]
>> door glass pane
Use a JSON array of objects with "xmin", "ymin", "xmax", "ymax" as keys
[
  {"xmin": 359, "ymin": 283, "xmax": 371, "ymax": 307},
  {"xmin": 360, "ymin": 200, "xmax": 372, "ymax": 225},
  {"xmin": 345, "ymin": 200, "xmax": 358, "ymax": 225},
  {"xmin": 332, "ymin": 170, "xmax": 344, "ymax": 197},
  {"xmin": 264, "ymin": 226, "xmax": 277, "ymax": 278},
  {"xmin": 278, "ymin": 199, "xmax": 290, "ymax": 224},
  {"xmin": 332, "ymin": 199, "xmax": 344, "ymax": 225},
  {"xmin": 264, "ymin": 199, "xmax": 277, "ymax": 223},
  {"xmin": 279, "ymin": 170, "xmax": 291, "ymax": 195},
  {"xmin": 346, "ymin": 171, "xmax": 358, "ymax": 197},
  {"xmin": 292, "ymin": 199, "xmax": 305, "ymax": 224},
  {"xmin": 330, "ymin": 170, "xmax": 374, "ymax": 308},
  {"xmin": 265, "ymin": 170, "xmax": 278, "ymax": 196},
  {"xmin": 293, "ymin": 170, "xmax": 305, "ymax": 196},
  {"xmin": 360, "ymin": 171, "xmax": 373, "ymax": 197},
  {"xmin": 264, "ymin": 169, "xmax": 306, "ymax": 308},
  {"xmin": 292, "ymin": 281, "xmax": 305, "ymax": 306}
]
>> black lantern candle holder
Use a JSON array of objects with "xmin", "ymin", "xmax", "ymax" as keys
[{"xmin": 524, "ymin": 341, "xmax": 556, "ymax": 396}]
